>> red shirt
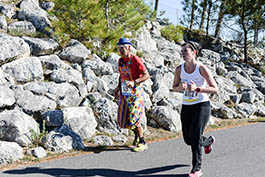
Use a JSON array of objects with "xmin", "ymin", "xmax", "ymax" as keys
[{"xmin": 118, "ymin": 55, "xmax": 147, "ymax": 80}]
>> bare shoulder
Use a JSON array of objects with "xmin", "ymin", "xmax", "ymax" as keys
[
  {"xmin": 199, "ymin": 63, "xmax": 210, "ymax": 73},
  {"xmin": 199, "ymin": 63, "xmax": 214, "ymax": 79},
  {"xmin": 175, "ymin": 65, "xmax": 182, "ymax": 72}
]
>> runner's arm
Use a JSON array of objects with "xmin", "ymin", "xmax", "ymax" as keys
[{"xmin": 199, "ymin": 65, "xmax": 218, "ymax": 94}]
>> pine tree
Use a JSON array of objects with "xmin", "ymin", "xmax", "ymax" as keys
[
  {"xmin": 248, "ymin": 3, "xmax": 265, "ymax": 46},
  {"xmin": 199, "ymin": 0, "xmax": 208, "ymax": 30},
  {"xmin": 214, "ymin": 0, "xmax": 226, "ymax": 38},
  {"xmin": 154, "ymin": 0, "xmax": 159, "ymax": 17},
  {"xmin": 225, "ymin": 0, "xmax": 264, "ymax": 62},
  {"xmin": 50, "ymin": 0, "xmax": 107, "ymax": 46},
  {"xmin": 50, "ymin": 0, "xmax": 152, "ymax": 55}
]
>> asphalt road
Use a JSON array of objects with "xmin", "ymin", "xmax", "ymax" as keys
[{"xmin": 1, "ymin": 122, "xmax": 264, "ymax": 177}]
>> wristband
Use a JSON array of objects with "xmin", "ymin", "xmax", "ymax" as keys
[{"xmin": 195, "ymin": 87, "xmax": 201, "ymax": 93}]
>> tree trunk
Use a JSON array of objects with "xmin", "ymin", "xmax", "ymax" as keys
[
  {"xmin": 154, "ymin": 0, "xmax": 159, "ymax": 17},
  {"xmin": 189, "ymin": 0, "xmax": 196, "ymax": 29},
  {"xmin": 199, "ymin": 0, "xmax": 208, "ymax": 30},
  {"xmin": 241, "ymin": 0, "xmax": 248, "ymax": 63},
  {"xmin": 206, "ymin": 0, "xmax": 212, "ymax": 35},
  {"xmin": 253, "ymin": 28, "xmax": 259, "ymax": 46},
  {"xmin": 105, "ymin": 0, "xmax": 111, "ymax": 29},
  {"xmin": 243, "ymin": 26, "xmax": 248, "ymax": 63},
  {"xmin": 214, "ymin": 0, "xmax": 225, "ymax": 38}
]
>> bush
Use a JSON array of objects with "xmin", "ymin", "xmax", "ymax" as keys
[{"xmin": 161, "ymin": 24, "xmax": 185, "ymax": 44}]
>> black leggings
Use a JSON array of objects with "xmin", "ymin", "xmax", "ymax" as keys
[{"xmin": 180, "ymin": 101, "xmax": 211, "ymax": 173}]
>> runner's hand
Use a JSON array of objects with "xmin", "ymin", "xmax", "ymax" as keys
[
  {"xmin": 126, "ymin": 81, "xmax": 134, "ymax": 88},
  {"xmin": 181, "ymin": 81, "xmax": 187, "ymax": 91},
  {"xmin": 187, "ymin": 80, "xmax": 197, "ymax": 91}
]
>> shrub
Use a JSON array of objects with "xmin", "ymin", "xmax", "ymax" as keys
[
  {"xmin": 30, "ymin": 120, "xmax": 48, "ymax": 147},
  {"xmin": 161, "ymin": 24, "xmax": 185, "ymax": 43}
]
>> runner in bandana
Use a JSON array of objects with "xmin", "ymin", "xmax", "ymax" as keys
[{"xmin": 173, "ymin": 41, "xmax": 218, "ymax": 177}]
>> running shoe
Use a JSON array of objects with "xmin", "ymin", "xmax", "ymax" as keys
[
  {"xmin": 132, "ymin": 143, "xmax": 148, "ymax": 152},
  {"xmin": 204, "ymin": 135, "xmax": 215, "ymax": 154},
  {"xmin": 189, "ymin": 170, "xmax": 203, "ymax": 177}
]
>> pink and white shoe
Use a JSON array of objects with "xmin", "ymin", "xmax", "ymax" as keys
[{"xmin": 189, "ymin": 170, "xmax": 203, "ymax": 177}]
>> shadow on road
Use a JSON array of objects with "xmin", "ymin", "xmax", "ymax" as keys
[
  {"xmin": 248, "ymin": 120, "xmax": 265, "ymax": 123},
  {"xmin": 84, "ymin": 145, "xmax": 133, "ymax": 154},
  {"xmin": 3, "ymin": 164, "xmax": 190, "ymax": 177}
]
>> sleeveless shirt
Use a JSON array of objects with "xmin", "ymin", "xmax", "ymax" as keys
[{"xmin": 180, "ymin": 62, "xmax": 209, "ymax": 105}]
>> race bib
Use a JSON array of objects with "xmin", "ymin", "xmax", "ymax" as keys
[
  {"xmin": 183, "ymin": 90, "xmax": 199, "ymax": 103},
  {"xmin": 121, "ymin": 81, "xmax": 132, "ymax": 96}
]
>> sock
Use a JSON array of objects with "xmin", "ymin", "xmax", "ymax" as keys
[
  {"xmin": 139, "ymin": 137, "xmax": 146, "ymax": 144},
  {"xmin": 133, "ymin": 129, "xmax": 138, "ymax": 139}
]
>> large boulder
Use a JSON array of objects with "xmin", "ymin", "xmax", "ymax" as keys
[
  {"xmin": 0, "ymin": 33, "xmax": 30, "ymax": 64},
  {"xmin": 0, "ymin": 141, "xmax": 23, "ymax": 165},
  {"xmin": 0, "ymin": 110, "xmax": 39, "ymax": 147},
  {"xmin": 2, "ymin": 56, "xmax": 43, "ymax": 83}
]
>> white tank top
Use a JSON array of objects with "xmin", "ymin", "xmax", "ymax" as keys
[{"xmin": 180, "ymin": 62, "xmax": 209, "ymax": 105}]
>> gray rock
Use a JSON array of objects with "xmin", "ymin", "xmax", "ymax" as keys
[
  {"xmin": 0, "ymin": 3, "xmax": 16, "ymax": 18},
  {"xmin": 0, "ymin": 33, "xmax": 30, "ymax": 64},
  {"xmin": 15, "ymin": 89, "xmax": 57, "ymax": 116},
  {"xmin": 43, "ymin": 124, "xmax": 85, "ymax": 153},
  {"xmin": 0, "ymin": 110, "xmax": 39, "ymax": 147},
  {"xmin": 0, "ymin": 15, "xmax": 7, "ymax": 31},
  {"xmin": 0, "ymin": 85, "xmax": 15, "ymax": 107},
  {"xmin": 235, "ymin": 103, "xmax": 257, "ymax": 118},
  {"xmin": 92, "ymin": 98, "xmax": 120, "ymax": 135},
  {"xmin": 62, "ymin": 107, "xmax": 97, "ymax": 140},
  {"xmin": 8, "ymin": 21, "xmax": 36, "ymax": 36},
  {"xmin": 93, "ymin": 135, "xmax": 113, "ymax": 146},
  {"xmin": 112, "ymin": 135, "xmax": 127, "ymax": 144},
  {"xmin": 32, "ymin": 146, "xmax": 47, "ymax": 158},
  {"xmin": 255, "ymin": 102, "xmax": 265, "ymax": 117},
  {"xmin": 227, "ymin": 71, "xmax": 255, "ymax": 88},
  {"xmin": 211, "ymin": 102, "xmax": 238, "ymax": 119},
  {"xmin": 2, "ymin": 56, "xmax": 43, "ymax": 83},
  {"xmin": 18, "ymin": 0, "xmax": 50, "ymax": 32},
  {"xmin": 23, "ymin": 82, "xmax": 82, "ymax": 108},
  {"xmin": 0, "ymin": 68, "xmax": 14, "ymax": 86},
  {"xmin": 22, "ymin": 36, "xmax": 59, "ymax": 56},
  {"xmin": 0, "ymin": 141, "xmax": 23, "ymax": 165},
  {"xmin": 50, "ymin": 68, "xmax": 84, "ymax": 86},
  {"xmin": 59, "ymin": 39, "xmax": 91, "ymax": 64},
  {"xmin": 147, "ymin": 106, "xmax": 181, "ymax": 133},
  {"xmin": 38, "ymin": 55, "xmax": 71, "ymax": 71},
  {"xmin": 42, "ymin": 110, "xmax": 64, "ymax": 127},
  {"xmin": 106, "ymin": 53, "xmax": 120, "ymax": 73},
  {"xmin": 40, "ymin": 1, "xmax": 54, "ymax": 11},
  {"xmin": 82, "ymin": 54, "xmax": 113, "ymax": 76}
]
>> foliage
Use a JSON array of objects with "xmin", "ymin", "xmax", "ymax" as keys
[
  {"xmin": 160, "ymin": 24, "xmax": 185, "ymax": 43},
  {"xmin": 49, "ymin": 0, "xmax": 152, "ymax": 56},
  {"xmin": 49, "ymin": 0, "xmax": 106, "ymax": 46},
  {"xmin": 224, "ymin": 0, "xmax": 265, "ymax": 62},
  {"xmin": 30, "ymin": 120, "xmax": 48, "ymax": 148},
  {"xmin": 136, "ymin": 50, "xmax": 144, "ymax": 58}
]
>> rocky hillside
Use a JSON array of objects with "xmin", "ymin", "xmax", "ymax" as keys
[{"xmin": 0, "ymin": 0, "xmax": 265, "ymax": 165}]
